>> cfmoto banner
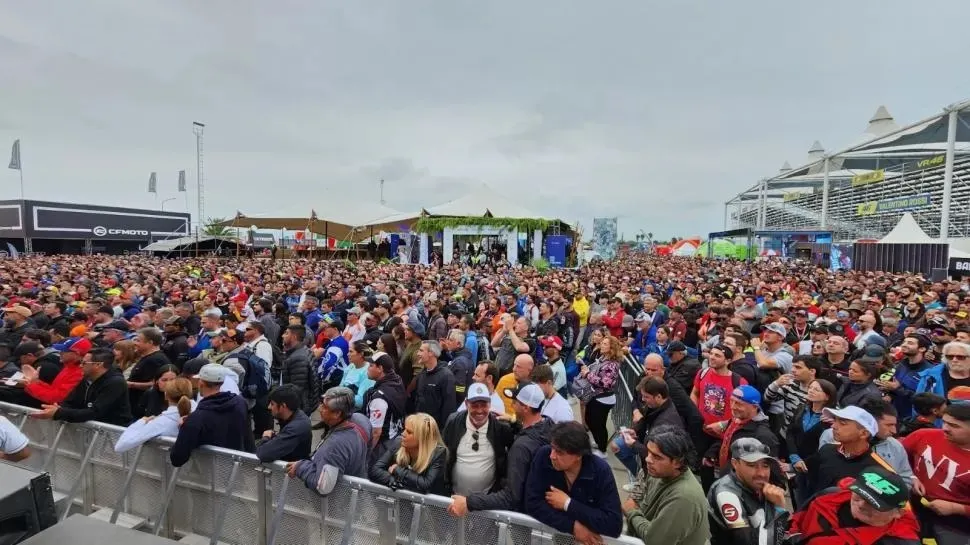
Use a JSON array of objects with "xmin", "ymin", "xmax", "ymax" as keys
[{"xmin": 27, "ymin": 200, "xmax": 190, "ymax": 240}]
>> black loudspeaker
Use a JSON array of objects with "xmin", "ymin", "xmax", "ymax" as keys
[
  {"xmin": 931, "ymin": 268, "xmax": 948, "ymax": 282},
  {"xmin": 0, "ymin": 462, "xmax": 57, "ymax": 545}
]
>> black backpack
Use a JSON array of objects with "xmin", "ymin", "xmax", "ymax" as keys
[{"xmin": 257, "ymin": 339, "xmax": 285, "ymax": 385}]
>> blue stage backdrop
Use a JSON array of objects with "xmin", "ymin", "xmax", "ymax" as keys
[{"xmin": 545, "ymin": 235, "xmax": 570, "ymax": 267}]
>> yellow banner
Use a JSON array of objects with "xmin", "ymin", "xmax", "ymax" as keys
[
  {"xmin": 852, "ymin": 169, "xmax": 885, "ymax": 187},
  {"xmin": 856, "ymin": 201, "xmax": 878, "ymax": 216},
  {"xmin": 783, "ymin": 191, "xmax": 807, "ymax": 202},
  {"xmin": 916, "ymin": 155, "xmax": 945, "ymax": 170}
]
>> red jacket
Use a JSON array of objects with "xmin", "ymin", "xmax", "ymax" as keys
[
  {"xmin": 25, "ymin": 362, "xmax": 83, "ymax": 405},
  {"xmin": 788, "ymin": 480, "xmax": 920, "ymax": 545},
  {"xmin": 602, "ymin": 310, "xmax": 626, "ymax": 338}
]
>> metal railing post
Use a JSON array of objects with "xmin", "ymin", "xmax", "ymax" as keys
[
  {"xmin": 267, "ymin": 474, "xmax": 290, "ymax": 545},
  {"xmin": 256, "ymin": 468, "xmax": 269, "ymax": 545},
  {"xmin": 338, "ymin": 488, "xmax": 359, "ymax": 545},
  {"xmin": 496, "ymin": 521, "xmax": 509, "ymax": 545},
  {"xmin": 406, "ymin": 504, "xmax": 423, "ymax": 545},
  {"xmin": 58, "ymin": 428, "xmax": 103, "ymax": 520},
  {"xmin": 376, "ymin": 495, "xmax": 396, "ymax": 545},
  {"xmin": 110, "ymin": 444, "xmax": 144, "ymax": 524},
  {"xmin": 152, "ymin": 466, "xmax": 182, "ymax": 536},
  {"xmin": 41, "ymin": 422, "xmax": 66, "ymax": 473},
  {"xmin": 209, "ymin": 459, "xmax": 241, "ymax": 545}
]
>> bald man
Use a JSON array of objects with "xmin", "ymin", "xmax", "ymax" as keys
[{"xmin": 496, "ymin": 354, "xmax": 535, "ymax": 416}]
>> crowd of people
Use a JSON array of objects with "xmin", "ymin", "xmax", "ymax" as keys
[{"xmin": 0, "ymin": 252, "xmax": 968, "ymax": 544}]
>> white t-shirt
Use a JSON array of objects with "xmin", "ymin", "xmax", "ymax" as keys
[
  {"xmin": 541, "ymin": 393, "xmax": 574, "ymax": 423},
  {"xmin": 451, "ymin": 415, "xmax": 496, "ymax": 496},
  {"xmin": 0, "ymin": 416, "xmax": 29, "ymax": 456}
]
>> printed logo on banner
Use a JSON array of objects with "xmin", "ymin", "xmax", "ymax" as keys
[{"xmin": 92, "ymin": 225, "xmax": 149, "ymax": 237}]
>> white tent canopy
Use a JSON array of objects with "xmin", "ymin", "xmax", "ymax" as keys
[
  {"xmin": 423, "ymin": 184, "xmax": 547, "ymax": 219},
  {"xmin": 878, "ymin": 212, "xmax": 935, "ymax": 244},
  {"xmin": 142, "ymin": 235, "xmax": 236, "ymax": 252}
]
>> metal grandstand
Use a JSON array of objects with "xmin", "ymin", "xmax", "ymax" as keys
[{"xmin": 728, "ymin": 99, "xmax": 970, "ymax": 241}]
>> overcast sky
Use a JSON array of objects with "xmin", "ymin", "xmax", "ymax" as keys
[{"xmin": 2, "ymin": 1, "xmax": 970, "ymax": 239}]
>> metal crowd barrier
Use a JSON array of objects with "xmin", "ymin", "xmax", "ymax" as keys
[
  {"xmin": 0, "ymin": 401, "xmax": 643, "ymax": 545},
  {"xmin": 612, "ymin": 354, "xmax": 643, "ymax": 432}
]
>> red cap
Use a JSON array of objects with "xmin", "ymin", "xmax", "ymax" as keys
[
  {"xmin": 69, "ymin": 338, "xmax": 92, "ymax": 357},
  {"xmin": 540, "ymin": 336, "xmax": 564, "ymax": 351}
]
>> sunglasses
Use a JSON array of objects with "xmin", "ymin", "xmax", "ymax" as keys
[
  {"xmin": 945, "ymin": 354, "xmax": 969, "ymax": 361},
  {"xmin": 471, "ymin": 431, "xmax": 480, "ymax": 452}
]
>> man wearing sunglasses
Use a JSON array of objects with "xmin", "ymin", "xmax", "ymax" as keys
[
  {"xmin": 441, "ymin": 382, "xmax": 514, "ymax": 498},
  {"xmin": 914, "ymin": 341, "xmax": 970, "ymax": 410}
]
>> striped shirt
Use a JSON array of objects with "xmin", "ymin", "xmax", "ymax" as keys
[{"xmin": 764, "ymin": 380, "xmax": 809, "ymax": 436}]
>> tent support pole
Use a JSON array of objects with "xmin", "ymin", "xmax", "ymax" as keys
[
  {"xmin": 820, "ymin": 156, "xmax": 830, "ymax": 230},
  {"xmin": 941, "ymin": 108, "xmax": 959, "ymax": 240}
]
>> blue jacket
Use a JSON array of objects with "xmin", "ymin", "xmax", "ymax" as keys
[
  {"xmin": 524, "ymin": 445, "xmax": 623, "ymax": 538},
  {"xmin": 630, "ymin": 327, "xmax": 657, "ymax": 363},
  {"xmin": 914, "ymin": 363, "xmax": 948, "ymax": 424},
  {"xmin": 464, "ymin": 331, "xmax": 479, "ymax": 366},
  {"xmin": 187, "ymin": 331, "xmax": 212, "ymax": 358},
  {"xmin": 891, "ymin": 359, "xmax": 933, "ymax": 417}
]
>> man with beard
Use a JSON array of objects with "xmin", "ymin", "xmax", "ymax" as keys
[
  {"xmin": 880, "ymin": 334, "xmax": 932, "ymax": 417},
  {"xmin": 161, "ymin": 316, "xmax": 191, "ymax": 368},
  {"xmin": 128, "ymin": 327, "xmax": 172, "ymax": 418},
  {"xmin": 363, "ymin": 351, "xmax": 407, "ymax": 462}
]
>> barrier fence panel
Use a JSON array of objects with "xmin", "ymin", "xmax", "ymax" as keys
[{"xmin": 0, "ymin": 402, "xmax": 643, "ymax": 545}]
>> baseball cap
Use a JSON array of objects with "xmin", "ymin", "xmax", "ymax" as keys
[
  {"xmin": 164, "ymin": 315, "xmax": 184, "ymax": 327},
  {"xmin": 858, "ymin": 344, "xmax": 887, "ymax": 364},
  {"xmin": 69, "ymin": 337, "xmax": 93, "ymax": 357},
  {"xmin": 763, "ymin": 323, "xmax": 787, "ymax": 337},
  {"xmin": 712, "ymin": 344, "xmax": 734, "ymax": 359},
  {"xmin": 507, "ymin": 383, "xmax": 544, "ymax": 410},
  {"xmin": 104, "ymin": 320, "xmax": 130, "ymax": 332},
  {"xmin": 366, "ymin": 351, "xmax": 395, "ymax": 373},
  {"xmin": 466, "ymin": 382, "xmax": 491, "ymax": 402},
  {"xmin": 667, "ymin": 341, "xmax": 687, "ymax": 353},
  {"xmin": 346, "ymin": 306, "xmax": 362, "ymax": 316},
  {"xmin": 405, "ymin": 317, "xmax": 426, "ymax": 337},
  {"xmin": 634, "ymin": 311, "xmax": 652, "ymax": 323},
  {"xmin": 848, "ymin": 466, "xmax": 909, "ymax": 512},
  {"xmin": 194, "ymin": 363, "xmax": 226, "ymax": 383},
  {"xmin": 220, "ymin": 329, "xmax": 245, "ymax": 344},
  {"xmin": 540, "ymin": 336, "xmax": 564, "ymax": 351},
  {"xmin": 836, "ymin": 310, "xmax": 850, "ymax": 319},
  {"xmin": 732, "ymin": 385, "xmax": 761, "ymax": 406},
  {"xmin": 823, "ymin": 406, "xmax": 878, "ymax": 436},
  {"xmin": 730, "ymin": 437, "xmax": 774, "ymax": 463},
  {"xmin": 322, "ymin": 314, "xmax": 345, "ymax": 331}
]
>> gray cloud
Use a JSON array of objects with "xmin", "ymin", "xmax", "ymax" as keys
[{"xmin": 1, "ymin": 1, "xmax": 970, "ymax": 238}]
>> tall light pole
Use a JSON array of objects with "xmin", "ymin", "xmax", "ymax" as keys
[
  {"xmin": 161, "ymin": 197, "xmax": 176, "ymax": 211},
  {"xmin": 192, "ymin": 122, "xmax": 205, "ymax": 238}
]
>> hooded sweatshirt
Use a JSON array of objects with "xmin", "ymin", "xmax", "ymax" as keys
[{"xmin": 170, "ymin": 391, "xmax": 251, "ymax": 467}]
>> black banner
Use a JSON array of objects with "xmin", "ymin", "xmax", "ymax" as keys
[
  {"xmin": 28, "ymin": 201, "xmax": 190, "ymax": 241},
  {"xmin": 949, "ymin": 257, "xmax": 970, "ymax": 278}
]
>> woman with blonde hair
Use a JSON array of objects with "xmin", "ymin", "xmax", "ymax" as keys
[
  {"xmin": 114, "ymin": 377, "xmax": 196, "ymax": 453},
  {"xmin": 370, "ymin": 413, "xmax": 448, "ymax": 495},
  {"xmin": 113, "ymin": 340, "xmax": 140, "ymax": 378}
]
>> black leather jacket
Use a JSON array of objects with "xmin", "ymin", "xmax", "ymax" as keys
[{"xmin": 370, "ymin": 438, "xmax": 448, "ymax": 496}]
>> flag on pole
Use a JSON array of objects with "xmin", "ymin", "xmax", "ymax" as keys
[
  {"xmin": 310, "ymin": 209, "xmax": 318, "ymax": 221},
  {"xmin": 148, "ymin": 172, "xmax": 157, "ymax": 194},
  {"xmin": 8, "ymin": 140, "xmax": 20, "ymax": 170},
  {"xmin": 177, "ymin": 170, "xmax": 187, "ymax": 192}
]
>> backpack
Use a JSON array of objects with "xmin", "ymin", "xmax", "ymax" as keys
[
  {"xmin": 258, "ymin": 339, "xmax": 285, "ymax": 385},
  {"xmin": 699, "ymin": 367, "xmax": 743, "ymax": 390},
  {"xmin": 475, "ymin": 331, "xmax": 491, "ymax": 362},
  {"xmin": 233, "ymin": 347, "xmax": 270, "ymax": 400}
]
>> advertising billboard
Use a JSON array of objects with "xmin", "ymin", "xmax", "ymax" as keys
[{"xmin": 26, "ymin": 200, "xmax": 189, "ymax": 241}]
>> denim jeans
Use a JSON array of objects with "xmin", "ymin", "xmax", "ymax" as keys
[{"xmin": 612, "ymin": 436, "xmax": 639, "ymax": 476}]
